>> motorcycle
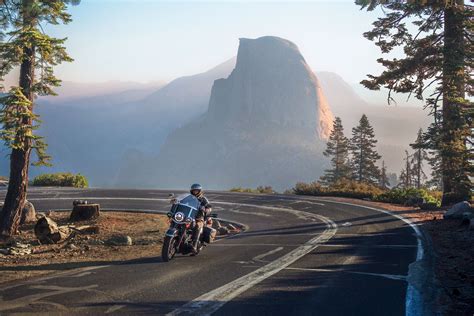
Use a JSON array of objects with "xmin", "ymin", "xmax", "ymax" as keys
[{"xmin": 161, "ymin": 193, "xmax": 217, "ymax": 262}]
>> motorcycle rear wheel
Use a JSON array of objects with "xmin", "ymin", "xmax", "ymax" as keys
[{"xmin": 162, "ymin": 236, "xmax": 177, "ymax": 262}]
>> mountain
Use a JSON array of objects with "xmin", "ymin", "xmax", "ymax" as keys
[
  {"xmin": 0, "ymin": 39, "xmax": 432, "ymax": 189},
  {"xmin": 116, "ymin": 36, "xmax": 334, "ymax": 190},
  {"xmin": 24, "ymin": 58, "xmax": 236, "ymax": 186},
  {"xmin": 41, "ymin": 81, "xmax": 166, "ymax": 103}
]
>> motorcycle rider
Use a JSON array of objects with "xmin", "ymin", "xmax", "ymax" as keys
[{"xmin": 189, "ymin": 183, "xmax": 211, "ymax": 253}]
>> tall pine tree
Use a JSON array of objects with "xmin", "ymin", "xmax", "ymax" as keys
[
  {"xmin": 350, "ymin": 114, "xmax": 381, "ymax": 185},
  {"xmin": 0, "ymin": 0, "xmax": 78, "ymax": 237},
  {"xmin": 320, "ymin": 117, "xmax": 352, "ymax": 185},
  {"xmin": 356, "ymin": 0, "xmax": 473, "ymax": 205}
]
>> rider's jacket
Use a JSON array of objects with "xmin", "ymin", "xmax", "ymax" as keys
[{"xmin": 196, "ymin": 195, "xmax": 210, "ymax": 219}]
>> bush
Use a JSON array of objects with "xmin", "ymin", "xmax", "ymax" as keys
[
  {"xmin": 32, "ymin": 172, "xmax": 89, "ymax": 188},
  {"xmin": 293, "ymin": 179, "xmax": 383, "ymax": 199},
  {"xmin": 230, "ymin": 186, "xmax": 274, "ymax": 194},
  {"xmin": 374, "ymin": 188, "xmax": 441, "ymax": 206},
  {"xmin": 293, "ymin": 179, "xmax": 442, "ymax": 207}
]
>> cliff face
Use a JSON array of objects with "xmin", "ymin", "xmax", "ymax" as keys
[
  {"xmin": 121, "ymin": 36, "xmax": 335, "ymax": 190},
  {"xmin": 207, "ymin": 36, "xmax": 333, "ymax": 139}
]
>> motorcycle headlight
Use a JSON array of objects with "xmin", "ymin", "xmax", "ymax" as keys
[{"xmin": 174, "ymin": 212, "xmax": 185, "ymax": 222}]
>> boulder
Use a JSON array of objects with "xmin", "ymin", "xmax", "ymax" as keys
[
  {"xmin": 34, "ymin": 216, "xmax": 69, "ymax": 244},
  {"xmin": 212, "ymin": 219, "xmax": 222, "ymax": 229},
  {"xmin": 444, "ymin": 201, "xmax": 472, "ymax": 219},
  {"xmin": 20, "ymin": 200, "xmax": 36, "ymax": 224},
  {"xmin": 70, "ymin": 203, "xmax": 100, "ymax": 222},
  {"xmin": 217, "ymin": 226, "xmax": 229, "ymax": 236},
  {"xmin": 106, "ymin": 235, "xmax": 132, "ymax": 246}
]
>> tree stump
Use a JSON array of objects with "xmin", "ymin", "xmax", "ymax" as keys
[
  {"xmin": 70, "ymin": 204, "xmax": 100, "ymax": 222},
  {"xmin": 34, "ymin": 216, "xmax": 69, "ymax": 244},
  {"xmin": 20, "ymin": 200, "xmax": 36, "ymax": 224}
]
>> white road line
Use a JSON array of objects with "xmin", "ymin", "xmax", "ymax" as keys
[
  {"xmin": 252, "ymin": 247, "xmax": 284, "ymax": 263},
  {"xmin": 284, "ymin": 267, "xmax": 407, "ymax": 281},
  {"xmin": 166, "ymin": 215, "xmax": 337, "ymax": 316}
]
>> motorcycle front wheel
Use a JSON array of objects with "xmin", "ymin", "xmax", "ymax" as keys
[{"xmin": 162, "ymin": 236, "xmax": 177, "ymax": 262}]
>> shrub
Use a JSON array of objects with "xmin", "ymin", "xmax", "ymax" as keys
[
  {"xmin": 293, "ymin": 179, "xmax": 383, "ymax": 199},
  {"xmin": 230, "ymin": 186, "xmax": 274, "ymax": 194},
  {"xmin": 374, "ymin": 188, "xmax": 441, "ymax": 206},
  {"xmin": 32, "ymin": 172, "xmax": 89, "ymax": 188}
]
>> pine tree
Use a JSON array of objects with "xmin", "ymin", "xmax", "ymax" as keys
[
  {"xmin": 356, "ymin": 0, "xmax": 473, "ymax": 205},
  {"xmin": 379, "ymin": 160, "xmax": 390, "ymax": 190},
  {"xmin": 320, "ymin": 117, "xmax": 352, "ymax": 185},
  {"xmin": 399, "ymin": 150, "xmax": 413, "ymax": 189},
  {"xmin": 350, "ymin": 114, "xmax": 381, "ymax": 185},
  {"xmin": 410, "ymin": 129, "xmax": 429, "ymax": 189},
  {"xmin": 0, "ymin": 0, "xmax": 78, "ymax": 237}
]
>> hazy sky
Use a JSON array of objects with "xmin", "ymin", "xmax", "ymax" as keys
[{"xmin": 29, "ymin": 0, "xmax": 388, "ymax": 87}]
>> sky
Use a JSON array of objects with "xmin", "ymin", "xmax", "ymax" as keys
[{"xmin": 30, "ymin": 0, "xmax": 387, "ymax": 86}]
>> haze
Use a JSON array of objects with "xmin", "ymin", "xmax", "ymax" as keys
[{"xmin": 5, "ymin": 1, "xmax": 386, "ymax": 93}]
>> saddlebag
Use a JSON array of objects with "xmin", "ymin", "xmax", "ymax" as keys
[{"xmin": 202, "ymin": 227, "xmax": 217, "ymax": 243}]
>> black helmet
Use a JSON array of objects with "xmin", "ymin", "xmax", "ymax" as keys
[{"xmin": 190, "ymin": 183, "xmax": 202, "ymax": 196}]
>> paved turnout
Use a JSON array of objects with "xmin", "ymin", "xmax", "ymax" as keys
[{"xmin": 0, "ymin": 188, "xmax": 421, "ymax": 315}]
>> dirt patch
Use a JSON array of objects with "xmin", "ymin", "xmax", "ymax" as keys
[
  {"xmin": 319, "ymin": 196, "xmax": 474, "ymax": 315},
  {"xmin": 0, "ymin": 211, "xmax": 169, "ymax": 285}
]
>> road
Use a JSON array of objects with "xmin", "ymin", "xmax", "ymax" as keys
[{"xmin": 0, "ymin": 188, "xmax": 423, "ymax": 315}]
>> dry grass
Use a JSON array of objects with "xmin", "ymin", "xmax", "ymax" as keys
[{"xmin": 0, "ymin": 211, "xmax": 169, "ymax": 285}]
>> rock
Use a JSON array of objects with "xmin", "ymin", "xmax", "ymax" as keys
[
  {"xmin": 106, "ymin": 235, "xmax": 132, "ymax": 246},
  {"xmin": 20, "ymin": 200, "xmax": 36, "ymax": 224},
  {"xmin": 444, "ymin": 201, "xmax": 471, "ymax": 219},
  {"xmin": 217, "ymin": 226, "xmax": 229, "ymax": 236},
  {"xmin": 462, "ymin": 212, "xmax": 474, "ymax": 220},
  {"xmin": 227, "ymin": 223, "xmax": 237, "ymax": 231},
  {"xmin": 67, "ymin": 243, "xmax": 78, "ymax": 251},
  {"xmin": 144, "ymin": 36, "xmax": 335, "ymax": 191},
  {"xmin": 34, "ymin": 216, "xmax": 69, "ymax": 244},
  {"xmin": 70, "ymin": 204, "xmax": 100, "ymax": 222},
  {"xmin": 212, "ymin": 219, "xmax": 222, "ymax": 229}
]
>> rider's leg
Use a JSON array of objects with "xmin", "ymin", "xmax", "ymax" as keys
[{"xmin": 192, "ymin": 219, "xmax": 204, "ymax": 252}]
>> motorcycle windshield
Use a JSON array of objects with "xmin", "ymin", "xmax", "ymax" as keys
[{"xmin": 170, "ymin": 194, "xmax": 200, "ymax": 219}]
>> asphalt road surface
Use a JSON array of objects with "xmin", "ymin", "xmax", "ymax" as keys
[{"xmin": 0, "ymin": 188, "xmax": 422, "ymax": 315}]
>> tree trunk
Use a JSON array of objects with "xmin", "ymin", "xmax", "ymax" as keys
[
  {"xmin": 441, "ymin": 1, "xmax": 470, "ymax": 205},
  {"xmin": 0, "ymin": 1, "xmax": 35, "ymax": 237}
]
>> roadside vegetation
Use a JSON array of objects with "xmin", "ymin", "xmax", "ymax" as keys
[
  {"xmin": 230, "ymin": 186, "xmax": 274, "ymax": 194},
  {"xmin": 292, "ymin": 115, "xmax": 446, "ymax": 207},
  {"xmin": 32, "ymin": 173, "xmax": 89, "ymax": 188}
]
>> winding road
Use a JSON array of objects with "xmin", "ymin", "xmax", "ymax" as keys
[{"xmin": 0, "ymin": 188, "xmax": 424, "ymax": 315}]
